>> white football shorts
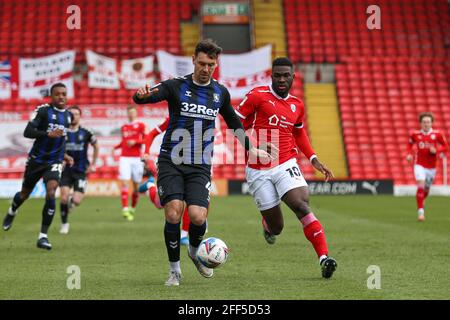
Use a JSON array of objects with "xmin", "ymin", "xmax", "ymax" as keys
[
  {"xmin": 245, "ymin": 158, "xmax": 308, "ymax": 211},
  {"xmin": 414, "ymin": 164, "xmax": 436, "ymax": 187},
  {"xmin": 119, "ymin": 156, "xmax": 144, "ymax": 183}
]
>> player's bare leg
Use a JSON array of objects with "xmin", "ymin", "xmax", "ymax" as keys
[
  {"xmin": 129, "ymin": 181, "xmax": 140, "ymax": 217},
  {"xmin": 138, "ymin": 175, "xmax": 162, "ymax": 209},
  {"xmin": 60, "ymin": 190, "xmax": 84, "ymax": 234},
  {"xmin": 260, "ymin": 205, "xmax": 284, "ymax": 244},
  {"xmin": 416, "ymin": 180, "xmax": 426, "ymax": 221},
  {"xmin": 37, "ymin": 180, "xmax": 59, "ymax": 250},
  {"xmin": 282, "ymin": 186, "xmax": 337, "ymax": 279},
  {"xmin": 164, "ymin": 199, "xmax": 184, "ymax": 286},
  {"xmin": 60, "ymin": 186, "xmax": 71, "ymax": 234},
  {"xmin": 120, "ymin": 180, "xmax": 133, "ymax": 221},
  {"xmin": 187, "ymin": 205, "xmax": 213, "ymax": 278},
  {"xmin": 3, "ymin": 187, "xmax": 32, "ymax": 231}
]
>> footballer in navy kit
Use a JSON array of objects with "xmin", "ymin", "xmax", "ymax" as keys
[
  {"xmin": 133, "ymin": 39, "xmax": 271, "ymax": 286},
  {"xmin": 59, "ymin": 105, "xmax": 99, "ymax": 235},
  {"xmin": 2, "ymin": 83, "xmax": 74, "ymax": 250}
]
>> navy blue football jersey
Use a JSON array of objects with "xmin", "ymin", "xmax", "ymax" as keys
[
  {"xmin": 27, "ymin": 104, "xmax": 72, "ymax": 164},
  {"xmin": 134, "ymin": 74, "xmax": 242, "ymax": 166},
  {"xmin": 65, "ymin": 126, "xmax": 97, "ymax": 173}
]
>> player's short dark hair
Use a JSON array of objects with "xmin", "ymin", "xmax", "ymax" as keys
[
  {"xmin": 50, "ymin": 83, "xmax": 66, "ymax": 95},
  {"xmin": 68, "ymin": 105, "xmax": 81, "ymax": 115},
  {"xmin": 419, "ymin": 112, "xmax": 434, "ymax": 123},
  {"xmin": 194, "ymin": 39, "xmax": 222, "ymax": 59},
  {"xmin": 272, "ymin": 57, "xmax": 293, "ymax": 69}
]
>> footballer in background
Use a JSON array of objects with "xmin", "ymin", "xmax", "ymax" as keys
[
  {"xmin": 112, "ymin": 105, "xmax": 147, "ymax": 221},
  {"xmin": 59, "ymin": 105, "xmax": 99, "ymax": 234},
  {"xmin": 406, "ymin": 112, "xmax": 448, "ymax": 221}
]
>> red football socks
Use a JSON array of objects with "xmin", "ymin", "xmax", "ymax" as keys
[
  {"xmin": 416, "ymin": 186, "xmax": 425, "ymax": 209},
  {"xmin": 301, "ymin": 213, "xmax": 328, "ymax": 258},
  {"xmin": 148, "ymin": 185, "xmax": 162, "ymax": 209},
  {"xmin": 121, "ymin": 187, "xmax": 128, "ymax": 209},
  {"xmin": 182, "ymin": 207, "xmax": 190, "ymax": 232},
  {"xmin": 131, "ymin": 191, "xmax": 139, "ymax": 208}
]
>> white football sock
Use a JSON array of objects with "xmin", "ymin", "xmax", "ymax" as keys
[
  {"xmin": 319, "ymin": 255, "xmax": 328, "ymax": 265},
  {"xmin": 169, "ymin": 261, "xmax": 181, "ymax": 273},
  {"xmin": 188, "ymin": 245, "xmax": 198, "ymax": 258},
  {"xmin": 8, "ymin": 207, "xmax": 17, "ymax": 216},
  {"xmin": 38, "ymin": 233, "xmax": 47, "ymax": 239}
]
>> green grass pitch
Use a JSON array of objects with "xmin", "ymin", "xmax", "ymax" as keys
[{"xmin": 1, "ymin": 195, "xmax": 449, "ymax": 300}]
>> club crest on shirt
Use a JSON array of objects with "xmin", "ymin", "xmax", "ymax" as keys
[
  {"xmin": 79, "ymin": 134, "xmax": 84, "ymax": 141},
  {"xmin": 431, "ymin": 134, "xmax": 435, "ymax": 140},
  {"xmin": 213, "ymin": 93, "xmax": 220, "ymax": 103},
  {"xmin": 291, "ymin": 104, "xmax": 296, "ymax": 112}
]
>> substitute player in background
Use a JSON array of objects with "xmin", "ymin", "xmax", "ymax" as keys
[
  {"xmin": 112, "ymin": 105, "xmax": 147, "ymax": 221},
  {"xmin": 406, "ymin": 112, "xmax": 447, "ymax": 221},
  {"xmin": 133, "ymin": 39, "xmax": 270, "ymax": 286},
  {"xmin": 235, "ymin": 57, "xmax": 337, "ymax": 279},
  {"xmin": 59, "ymin": 105, "xmax": 99, "ymax": 234},
  {"xmin": 2, "ymin": 83, "xmax": 73, "ymax": 250}
]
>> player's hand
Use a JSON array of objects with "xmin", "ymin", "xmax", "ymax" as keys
[
  {"xmin": 311, "ymin": 158, "xmax": 334, "ymax": 182},
  {"xmin": 258, "ymin": 142, "xmax": 279, "ymax": 160},
  {"xmin": 429, "ymin": 146, "xmax": 436, "ymax": 154},
  {"xmin": 406, "ymin": 154, "xmax": 413, "ymax": 163},
  {"xmin": 87, "ymin": 164, "xmax": 96, "ymax": 173},
  {"xmin": 64, "ymin": 155, "xmax": 74, "ymax": 167},
  {"xmin": 142, "ymin": 153, "xmax": 151, "ymax": 161},
  {"xmin": 249, "ymin": 147, "xmax": 274, "ymax": 162},
  {"xmin": 48, "ymin": 128, "xmax": 64, "ymax": 138},
  {"xmin": 136, "ymin": 84, "xmax": 159, "ymax": 99}
]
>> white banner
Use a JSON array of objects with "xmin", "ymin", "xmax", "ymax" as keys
[
  {"xmin": 18, "ymin": 51, "xmax": 75, "ymax": 98},
  {"xmin": 0, "ymin": 60, "xmax": 11, "ymax": 99},
  {"xmin": 218, "ymin": 45, "xmax": 272, "ymax": 99},
  {"xmin": 156, "ymin": 50, "xmax": 194, "ymax": 81},
  {"xmin": 156, "ymin": 45, "xmax": 272, "ymax": 98},
  {"xmin": 121, "ymin": 55, "xmax": 155, "ymax": 89},
  {"xmin": 86, "ymin": 50, "xmax": 120, "ymax": 89}
]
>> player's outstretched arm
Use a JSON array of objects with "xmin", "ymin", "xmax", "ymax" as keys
[
  {"xmin": 24, "ymin": 108, "xmax": 60, "ymax": 139},
  {"xmin": 133, "ymin": 83, "xmax": 169, "ymax": 105},
  {"xmin": 23, "ymin": 122, "xmax": 48, "ymax": 139},
  {"xmin": 437, "ymin": 133, "xmax": 448, "ymax": 156},
  {"xmin": 293, "ymin": 126, "xmax": 316, "ymax": 162},
  {"xmin": 311, "ymin": 158, "xmax": 334, "ymax": 182},
  {"xmin": 293, "ymin": 126, "xmax": 333, "ymax": 181},
  {"xmin": 88, "ymin": 141, "xmax": 99, "ymax": 173},
  {"xmin": 24, "ymin": 122, "xmax": 64, "ymax": 139},
  {"xmin": 220, "ymin": 99, "xmax": 272, "ymax": 161}
]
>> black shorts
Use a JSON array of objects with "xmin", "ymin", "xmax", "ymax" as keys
[
  {"xmin": 157, "ymin": 159, "xmax": 211, "ymax": 208},
  {"xmin": 22, "ymin": 160, "xmax": 63, "ymax": 190},
  {"xmin": 60, "ymin": 169, "xmax": 88, "ymax": 193}
]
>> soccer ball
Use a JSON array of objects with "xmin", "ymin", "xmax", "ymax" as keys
[{"xmin": 196, "ymin": 237, "xmax": 229, "ymax": 269}]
